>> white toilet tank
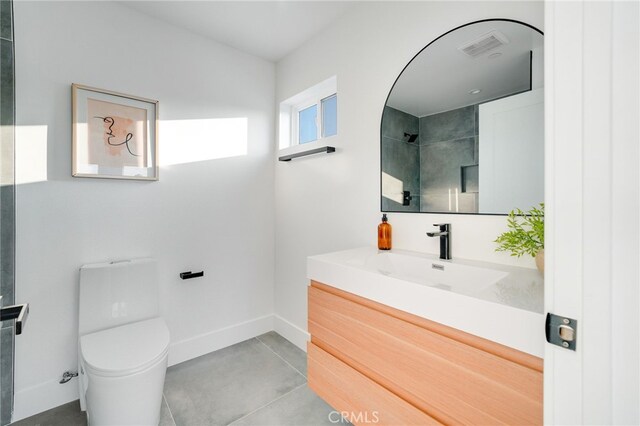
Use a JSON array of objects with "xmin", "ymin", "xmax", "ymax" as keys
[
  {"xmin": 79, "ymin": 258, "xmax": 159, "ymax": 336},
  {"xmin": 78, "ymin": 258, "xmax": 168, "ymax": 425}
]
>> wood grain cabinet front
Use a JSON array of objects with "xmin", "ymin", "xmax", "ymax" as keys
[{"xmin": 307, "ymin": 280, "xmax": 543, "ymax": 426}]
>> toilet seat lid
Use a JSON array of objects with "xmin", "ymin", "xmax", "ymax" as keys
[{"xmin": 81, "ymin": 317, "xmax": 170, "ymax": 376}]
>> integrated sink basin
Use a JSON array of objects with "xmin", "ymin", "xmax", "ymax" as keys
[
  {"xmin": 308, "ymin": 247, "xmax": 545, "ymax": 357},
  {"xmin": 346, "ymin": 250, "xmax": 509, "ymax": 295}
]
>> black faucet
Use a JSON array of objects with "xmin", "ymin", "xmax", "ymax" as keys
[{"xmin": 426, "ymin": 223, "xmax": 451, "ymax": 260}]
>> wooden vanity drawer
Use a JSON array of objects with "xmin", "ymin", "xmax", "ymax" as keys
[
  {"xmin": 308, "ymin": 342, "xmax": 441, "ymax": 425},
  {"xmin": 308, "ymin": 281, "xmax": 543, "ymax": 425}
]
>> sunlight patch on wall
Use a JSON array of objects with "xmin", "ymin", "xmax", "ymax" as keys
[
  {"xmin": 381, "ymin": 172, "xmax": 404, "ymax": 204},
  {"xmin": 160, "ymin": 118, "xmax": 248, "ymax": 166},
  {"xmin": 16, "ymin": 125, "xmax": 48, "ymax": 185}
]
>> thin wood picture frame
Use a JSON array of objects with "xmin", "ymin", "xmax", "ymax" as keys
[{"xmin": 72, "ymin": 83, "xmax": 159, "ymax": 181}]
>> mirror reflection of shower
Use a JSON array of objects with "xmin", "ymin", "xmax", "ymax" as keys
[{"xmin": 381, "ymin": 20, "xmax": 544, "ymax": 215}]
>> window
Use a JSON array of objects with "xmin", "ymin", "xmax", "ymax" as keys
[
  {"xmin": 279, "ymin": 76, "xmax": 337, "ymax": 150},
  {"xmin": 298, "ymin": 104, "xmax": 318, "ymax": 144},
  {"xmin": 295, "ymin": 94, "xmax": 337, "ymax": 144},
  {"xmin": 321, "ymin": 94, "xmax": 337, "ymax": 138}
]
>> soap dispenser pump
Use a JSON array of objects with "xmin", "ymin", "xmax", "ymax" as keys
[{"xmin": 378, "ymin": 214, "xmax": 392, "ymax": 250}]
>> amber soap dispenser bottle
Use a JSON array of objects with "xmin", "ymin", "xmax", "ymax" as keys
[{"xmin": 378, "ymin": 214, "xmax": 392, "ymax": 250}]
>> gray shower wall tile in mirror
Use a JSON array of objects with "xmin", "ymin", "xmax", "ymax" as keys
[
  {"xmin": 419, "ymin": 137, "xmax": 477, "ymax": 212},
  {"xmin": 0, "ymin": 38, "xmax": 13, "ymax": 129},
  {"xmin": 0, "ymin": 0, "xmax": 10, "ymax": 41},
  {"xmin": 419, "ymin": 105, "xmax": 478, "ymax": 212},
  {"xmin": 0, "ymin": 8, "xmax": 14, "ymax": 313},
  {"xmin": 381, "ymin": 105, "xmax": 419, "ymax": 141},
  {"xmin": 419, "ymin": 105, "xmax": 476, "ymax": 144},
  {"xmin": 0, "ymin": 2, "xmax": 15, "ymax": 425},
  {"xmin": 382, "ymin": 104, "xmax": 479, "ymax": 213},
  {"xmin": 381, "ymin": 106, "xmax": 420, "ymax": 212},
  {"xmin": 0, "ymin": 327, "xmax": 12, "ymax": 425}
]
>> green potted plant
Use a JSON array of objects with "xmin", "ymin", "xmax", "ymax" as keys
[{"xmin": 494, "ymin": 203, "xmax": 545, "ymax": 273}]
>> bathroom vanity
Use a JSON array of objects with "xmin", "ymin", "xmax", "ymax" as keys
[{"xmin": 307, "ymin": 247, "xmax": 543, "ymax": 425}]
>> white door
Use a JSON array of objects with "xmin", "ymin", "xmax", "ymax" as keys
[{"xmin": 545, "ymin": 1, "xmax": 639, "ymax": 424}]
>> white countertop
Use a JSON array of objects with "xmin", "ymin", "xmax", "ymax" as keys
[{"xmin": 307, "ymin": 246, "xmax": 545, "ymax": 357}]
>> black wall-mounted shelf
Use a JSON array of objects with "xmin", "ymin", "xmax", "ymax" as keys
[{"xmin": 278, "ymin": 146, "xmax": 335, "ymax": 162}]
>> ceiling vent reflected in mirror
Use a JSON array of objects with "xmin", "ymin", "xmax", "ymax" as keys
[{"xmin": 458, "ymin": 30, "xmax": 509, "ymax": 58}]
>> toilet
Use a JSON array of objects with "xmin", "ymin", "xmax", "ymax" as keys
[{"xmin": 77, "ymin": 258, "xmax": 170, "ymax": 426}]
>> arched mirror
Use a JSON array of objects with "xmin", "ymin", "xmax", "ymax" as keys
[{"xmin": 381, "ymin": 20, "xmax": 544, "ymax": 215}]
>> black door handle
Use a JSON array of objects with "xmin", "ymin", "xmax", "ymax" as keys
[{"xmin": 0, "ymin": 304, "xmax": 29, "ymax": 335}]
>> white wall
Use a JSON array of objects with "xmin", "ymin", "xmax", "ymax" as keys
[
  {"xmin": 274, "ymin": 1, "xmax": 544, "ymax": 347},
  {"xmin": 14, "ymin": 1, "xmax": 275, "ymax": 420}
]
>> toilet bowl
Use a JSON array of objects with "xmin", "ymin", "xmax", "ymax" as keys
[{"xmin": 78, "ymin": 259, "xmax": 169, "ymax": 426}]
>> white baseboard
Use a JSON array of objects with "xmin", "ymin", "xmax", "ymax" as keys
[
  {"xmin": 13, "ymin": 377, "xmax": 79, "ymax": 422},
  {"xmin": 273, "ymin": 315, "xmax": 309, "ymax": 352},
  {"xmin": 168, "ymin": 314, "xmax": 274, "ymax": 366},
  {"xmin": 14, "ymin": 314, "xmax": 275, "ymax": 422}
]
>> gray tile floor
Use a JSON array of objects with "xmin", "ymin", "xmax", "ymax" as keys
[{"xmin": 12, "ymin": 332, "xmax": 340, "ymax": 426}]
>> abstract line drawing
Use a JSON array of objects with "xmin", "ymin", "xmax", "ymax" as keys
[
  {"xmin": 72, "ymin": 84, "xmax": 158, "ymax": 180},
  {"xmin": 93, "ymin": 115, "xmax": 140, "ymax": 157},
  {"xmin": 87, "ymin": 98, "xmax": 147, "ymax": 168}
]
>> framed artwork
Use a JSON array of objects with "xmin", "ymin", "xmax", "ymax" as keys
[{"xmin": 72, "ymin": 83, "xmax": 159, "ymax": 180}]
